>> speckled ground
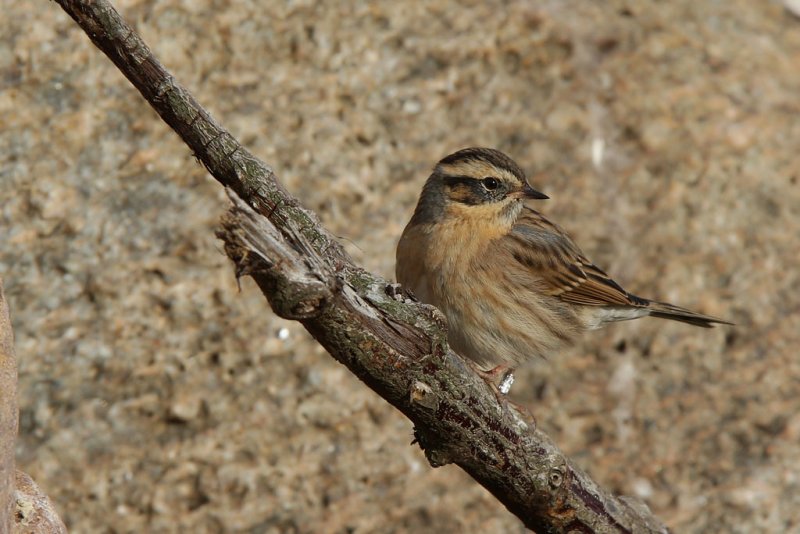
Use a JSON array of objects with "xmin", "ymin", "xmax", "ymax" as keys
[{"xmin": 2, "ymin": 1, "xmax": 799, "ymax": 532}]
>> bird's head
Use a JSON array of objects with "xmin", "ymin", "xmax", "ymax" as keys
[{"xmin": 411, "ymin": 147, "xmax": 548, "ymax": 227}]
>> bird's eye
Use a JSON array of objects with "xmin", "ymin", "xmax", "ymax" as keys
[{"xmin": 482, "ymin": 177, "xmax": 499, "ymax": 190}]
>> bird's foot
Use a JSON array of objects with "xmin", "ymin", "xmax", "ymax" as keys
[
  {"xmin": 474, "ymin": 364, "xmax": 514, "ymax": 392},
  {"xmin": 473, "ymin": 364, "xmax": 536, "ymax": 428}
]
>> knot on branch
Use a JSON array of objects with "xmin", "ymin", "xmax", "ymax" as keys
[
  {"xmin": 217, "ymin": 190, "xmax": 337, "ymax": 320},
  {"xmin": 412, "ymin": 427, "xmax": 457, "ymax": 468},
  {"xmin": 410, "ymin": 380, "xmax": 439, "ymax": 411}
]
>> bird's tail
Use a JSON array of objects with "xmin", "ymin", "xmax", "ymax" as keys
[{"xmin": 645, "ymin": 300, "xmax": 733, "ymax": 328}]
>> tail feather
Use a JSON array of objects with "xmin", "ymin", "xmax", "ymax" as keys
[{"xmin": 645, "ymin": 300, "xmax": 733, "ymax": 328}]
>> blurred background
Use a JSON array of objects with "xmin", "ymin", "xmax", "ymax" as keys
[{"xmin": 2, "ymin": 1, "xmax": 799, "ymax": 532}]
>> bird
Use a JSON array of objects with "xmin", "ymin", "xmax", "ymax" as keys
[{"xmin": 396, "ymin": 147, "xmax": 731, "ymax": 393}]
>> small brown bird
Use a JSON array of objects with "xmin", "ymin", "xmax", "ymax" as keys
[{"xmin": 396, "ymin": 147, "xmax": 730, "ymax": 392}]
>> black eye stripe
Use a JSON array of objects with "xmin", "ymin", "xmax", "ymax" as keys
[
  {"xmin": 442, "ymin": 175, "xmax": 479, "ymax": 187},
  {"xmin": 442, "ymin": 175, "xmax": 509, "ymax": 205}
]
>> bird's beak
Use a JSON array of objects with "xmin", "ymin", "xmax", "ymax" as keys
[{"xmin": 516, "ymin": 183, "xmax": 549, "ymax": 200}]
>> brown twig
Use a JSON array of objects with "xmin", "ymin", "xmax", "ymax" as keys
[{"xmin": 52, "ymin": 1, "xmax": 669, "ymax": 531}]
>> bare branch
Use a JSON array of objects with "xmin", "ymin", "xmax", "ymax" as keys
[{"xmin": 53, "ymin": 1, "xmax": 670, "ymax": 531}]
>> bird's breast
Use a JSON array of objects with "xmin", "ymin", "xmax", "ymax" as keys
[
  {"xmin": 398, "ymin": 219, "xmax": 478, "ymax": 299},
  {"xmin": 424, "ymin": 220, "xmax": 497, "ymax": 286},
  {"xmin": 397, "ymin": 215, "xmax": 583, "ymax": 367}
]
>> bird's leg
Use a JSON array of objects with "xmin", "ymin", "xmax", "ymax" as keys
[
  {"xmin": 472, "ymin": 364, "xmax": 535, "ymax": 428},
  {"xmin": 474, "ymin": 364, "xmax": 515, "ymax": 393}
]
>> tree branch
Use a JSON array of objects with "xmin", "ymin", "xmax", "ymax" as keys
[{"xmin": 53, "ymin": 1, "xmax": 669, "ymax": 531}]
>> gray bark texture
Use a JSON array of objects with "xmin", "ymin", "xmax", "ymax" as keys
[{"xmin": 52, "ymin": 1, "xmax": 671, "ymax": 531}]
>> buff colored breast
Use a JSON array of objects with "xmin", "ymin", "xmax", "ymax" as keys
[{"xmin": 397, "ymin": 208, "xmax": 580, "ymax": 368}]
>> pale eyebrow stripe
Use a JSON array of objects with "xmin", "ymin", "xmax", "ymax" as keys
[{"xmin": 439, "ymin": 160, "xmax": 497, "ymax": 177}]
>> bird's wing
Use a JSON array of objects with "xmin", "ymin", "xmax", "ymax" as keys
[{"xmin": 504, "ymin": 207, "xmax": 648, "ymax": 308}]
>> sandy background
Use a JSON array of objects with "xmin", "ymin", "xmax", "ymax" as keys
[{"xmin": 2, "ymin": 1, "xmax": 800, "ymax": 532}]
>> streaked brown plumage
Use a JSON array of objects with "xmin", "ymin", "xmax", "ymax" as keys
[{"xmin": 396, "ymin": 147, "xmax": 730, "ymax": 376}]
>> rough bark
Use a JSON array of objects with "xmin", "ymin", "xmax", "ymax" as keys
[{"xmin": 52, "ymin": 1, "xmax": 670, "ymax": 531}]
